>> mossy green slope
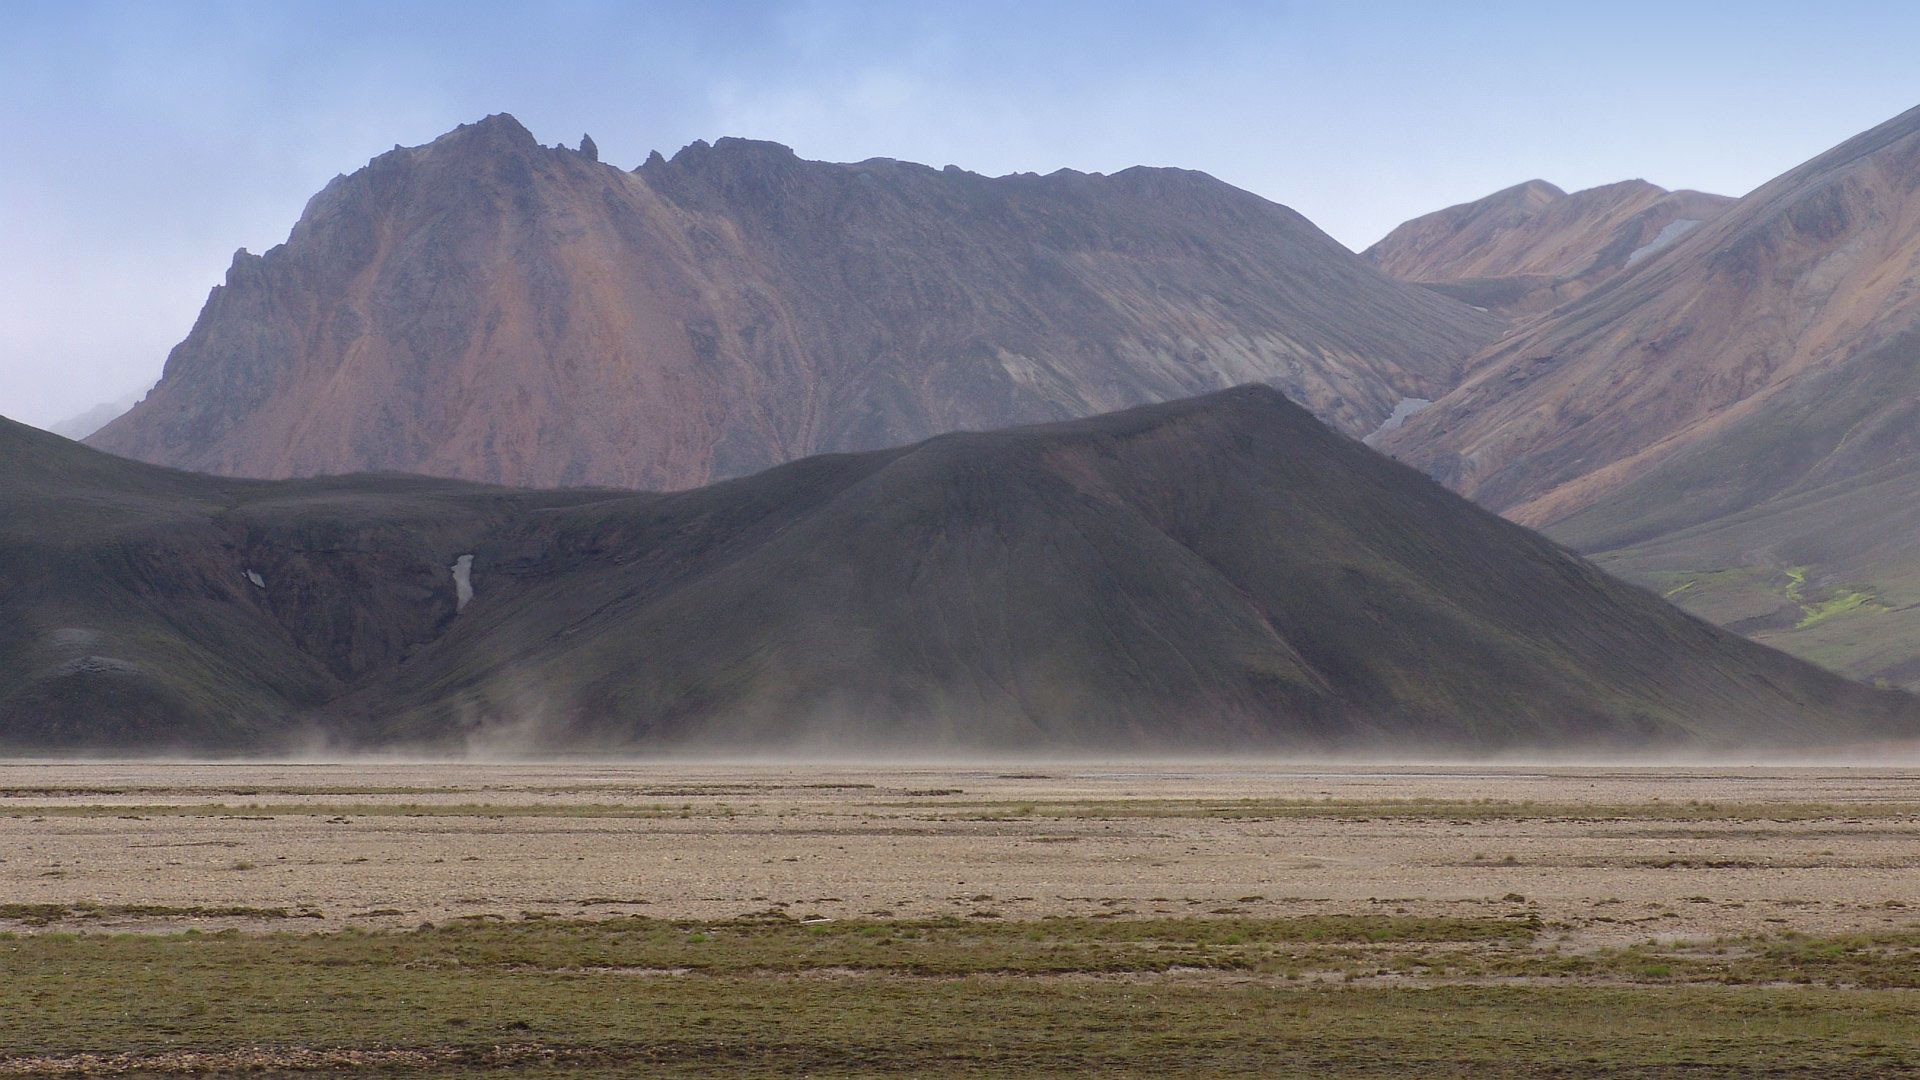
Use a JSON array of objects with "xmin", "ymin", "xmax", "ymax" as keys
[{"xmin": 1557, "ymin": 330, "xmax": 1920, "ymax": 687}]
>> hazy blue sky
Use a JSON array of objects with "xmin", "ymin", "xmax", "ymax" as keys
[{"xmin": 4, "ymin": 0, "xmax": 1918, "ymax": 429}]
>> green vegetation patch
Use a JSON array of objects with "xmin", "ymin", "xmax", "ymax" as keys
[
  {"xmin": 1784, "ymin": 565, "xmax": 1888, "ymax": 629},
  {"xmin": 0, "ymin": 902, "xmax": 321, "ymax": 925},
  {"xmin": 4, "ymin": 801, "xmax": 738, "ymax": 820},
  {"xmin": 6, "ymin": 917, "xmax": 1920, "ymax": 1076}
]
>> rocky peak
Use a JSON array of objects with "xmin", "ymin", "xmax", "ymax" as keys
[
  {"xmin": 224, "ymin": 247, "xmax": 263, "ymax": 283},
  {"xmin": 577, "ymin": 133, "xmax": 598, "ymax": 161},
  {"xmin": 87, "ymin": 115, "xmax": 1500, "ymax": 491},
  {"xmin": 428, "ymin": 113, "xmax": 539, "ymax": 155}
]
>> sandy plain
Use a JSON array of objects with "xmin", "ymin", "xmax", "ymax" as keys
[{"xmin": 6, "ymin": 760, "xmax": 1920, "ymax": 945}]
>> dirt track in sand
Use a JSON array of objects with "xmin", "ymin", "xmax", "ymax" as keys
[{"xmin": 5, "ymin": 762, "xmax": 1920, "ymax": 945}]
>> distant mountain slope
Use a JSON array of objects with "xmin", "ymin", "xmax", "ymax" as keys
[
  {"xmin": 48, "ymin": 395, "xmax": 140, "ymax": 440},
  {"xmin": 1363, "ymin": 179, "xmax": 1732, "ymax": 316},
  {"xmin": 1387, "ymin": 104, "xmax": 1920, "ymax": 526},
  {"xmin": 86, "ymin": 115, "xmax": 1499, "ymax": 490},
  {"xmin": 9, "ymin": 390, "xmax": 1914, "ymax": 754},
  {"xmin": 1381, "ymin": 104, "xmax": 1920, "ymax": 688},
  {"xmin": 1562, "ymin": 327, "xmax": 1920, "ymax": 687}
]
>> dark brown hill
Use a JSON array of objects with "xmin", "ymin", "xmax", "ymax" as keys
[
  {"xmin": 87, "ymin": 115, "xmax": 1499, "ymax": 490},
  {"xmin": 8, "ymin": 390, "xmax": 1913, "ymax": 754}
]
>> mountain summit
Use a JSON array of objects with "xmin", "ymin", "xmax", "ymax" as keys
[
  {"xmin": 87, "ymin": 115, "xmax": 1498, "ymax": 490},
  {"xmin": 1364, "ymin": 178, "xmax": 1732, "ymax": 316}
]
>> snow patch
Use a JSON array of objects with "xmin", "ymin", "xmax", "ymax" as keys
[
  {"xmin": 1626, "ymin": 219, "xmax": 1702, "ymax": 266},
  {"xmin": 452, "ymin": 555, "xmax": 475, "ymax": 612},
  {"xmin": 1364, "ymin": 398, "xmax": 1432, "ymax": 445},
  {"xmin": 245, "ymin": 570, "xmax": 266, "ymax": 589}
]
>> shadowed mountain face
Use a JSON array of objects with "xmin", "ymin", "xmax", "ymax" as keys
[
  {"xmin": 8, "ymin": 389, "xmax": 1914, "ymax": 754},
  {"xmin": 1364, "ymin": 179, "xmax": 1733, "ymax": 317},
  {"xmin": 86, "ymin": 115, "xmax": 1499, "ymax": 491},
  {"xmin": 1381, "ymin": 104, "xmax": 1920, "ymax": 688}
]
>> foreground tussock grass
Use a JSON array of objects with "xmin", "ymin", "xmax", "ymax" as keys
[
  {"xmin": 6, "ymin": 914, "xmax": 1920, "ymax": 1075},
  {"xmin": 2, "ymin": 801, "xmax": 736, "ymax": 819}
]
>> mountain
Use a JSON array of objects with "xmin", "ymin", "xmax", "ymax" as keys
[
  {"xmin": 8, "ymin": 388, "xmax": 1914, "ymax": 754},
  {"xmin": 1566, "ymin": 326, "xmax": 1920, "ymax": 687},
  {"xmin": 1363, "ymin": 179, "xmax": 1733, "ymax": 316},
  {"xmin": 48, "ymin": 394, "xmax": 141, "ymax": 440},
  {"xmin": 1382, "ymin": 104, "xmax": 1920, "ymax": 687},
  {"xmin": 85, "ymin": 115, "xmax": 1500, "ymax": 491}
]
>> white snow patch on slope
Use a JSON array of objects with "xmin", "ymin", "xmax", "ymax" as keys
[
  {"xmin": 245, "ymin": 570, "xmax": 266, "ymax": 588},
  {"xmin": 1627, "ymin": 219, "xmax": 1702, "ymax": 266},
  {"xmin": 1364, "ymin": 398, "xmax": 1432, "ymax": 445},
  {"xmin": 452, "ymin": 555, "xmax": 475, "ymax": 612}
]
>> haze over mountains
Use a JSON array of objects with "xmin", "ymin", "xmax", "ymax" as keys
[
  {"xmin": 1379, "ymin": 104, "xmax": 1920, "ymax": 687},
  {"xmin": 87, "ymin": 114, "xmax": 1498, "ymax": 491},
  {"xmin": 11, "ymin": 389, "xmax": 1913, "ymax": 753}
]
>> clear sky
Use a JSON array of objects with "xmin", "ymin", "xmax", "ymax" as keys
[{"xmin": 4, "ymin": 0, "xmax": 1918, "ymax": 429}]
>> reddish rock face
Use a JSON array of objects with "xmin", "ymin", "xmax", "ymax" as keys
[
  {"xmin": 1364, "ymin": 178, "xmax": 1733, "ymax": 317},
  {"xmin": 87, "ymin": 114, "xmax": 1499, "ymax": 490}
]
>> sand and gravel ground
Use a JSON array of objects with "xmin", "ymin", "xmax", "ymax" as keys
[
  {"xmin": 11, "ymin": 762, "xmax": 1920, "ymax": 1075},
  {"xmin": 5, "ymin": 760, "xmax": 1920, "ymax": 943}
]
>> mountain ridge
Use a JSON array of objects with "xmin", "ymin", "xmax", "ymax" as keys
[
  {"xmin": 88, "ymin": 114, "xmax": 1500, "ymax": 490},
  {"xmin": 1363, "ymin": 177, "xmax": 1733, "ymax": 316}
]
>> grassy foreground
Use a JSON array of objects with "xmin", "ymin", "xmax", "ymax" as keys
[{"xmin": 7, "ymin": 914, "xmax": 1920, "ymax": 1076}]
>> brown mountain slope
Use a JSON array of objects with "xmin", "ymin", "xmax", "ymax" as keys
[
  {"xmin": 1385, "ymin": 103, "xmax": 1920, "ymax": 529},
  {"xmin": 1363, "ymin": 179, "xmax": 1732, "ymax": 316},
  {"xmin": 1379, "ymin": 104, "xmax": 1920, "ymax": 688},
  {"xmin": 87, "ymin": 115, "xmax": 1499, "ymax": 490},
  {"xmin": 1556, "ymin": 326, "xmax": 1920, "ymax": 688}
]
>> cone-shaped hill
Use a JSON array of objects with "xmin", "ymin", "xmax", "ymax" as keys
[{"xmin": 5, "ymin": 388, "xmax": 1912, "ymax": 754}]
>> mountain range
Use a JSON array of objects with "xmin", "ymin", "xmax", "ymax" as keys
[
  {"xmin": 19, "ymin": 104, "xmax": 1920, "ymax": 748},
  {"xmin": 1363, "ymin": 178, "xmax": 1733, "ymax": 317},
  {"xmin": 1378, "ymin": 104, "xmax": 1920, "ymax": 688},
  {"xmin": 86, "ymin": 115, "xmax": 1498, "ymax": 491},
  {"xmin": 13, "ymin": 388, "xmax": 1912, "ymax": 753}
]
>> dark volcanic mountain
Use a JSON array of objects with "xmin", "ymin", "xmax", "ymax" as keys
[
  {"xmin": 1383, "ymin": 104, "xmax": 1920, "ymax": 687},
  {"xmin": 1364, "ymin": 179, "xmax": 1732, "ymax": 316},
  {"xmin": 87, "ymin": 115, "xmax": 1499, "ymax": 490},
  {"xmin": 9, "ymin": 389, "xmax": 1913, "ymax": 754}
]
